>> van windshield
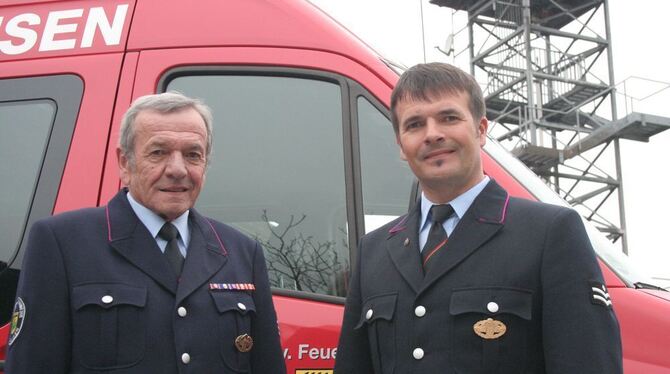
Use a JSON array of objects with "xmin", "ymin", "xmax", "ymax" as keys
[{"xmin": 484, "ymin": 138, "xmax": 652, "ymax": 287}]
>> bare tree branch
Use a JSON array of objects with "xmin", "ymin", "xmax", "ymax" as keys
[{"xmin": 256, "ymin": 210, "xmax": 348, "ymax": 295}]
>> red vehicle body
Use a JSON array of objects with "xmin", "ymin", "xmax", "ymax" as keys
[{"xmin": 0, "ymin": 0, "xmax": 669, "ymax": 372}]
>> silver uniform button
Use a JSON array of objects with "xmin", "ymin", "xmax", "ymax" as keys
[
  {"xmin": 487, "ymin": 301, "xmax": 499, "ymax": 313},
  {"xmin": 101, "ymin": 295, "xmax": 113, "ymax": 304},
  {"xmin": 413, "ymin": 348, "xmax": 424, "ymax": 360},
  {"xmin": 181, "ymin": 353, "xmax": 191, "ymax": 364},
  {"xmin": 177, "ymin": 307, "xmax": 187, "ymax": 317},
  {"xmin": 365, "ymin": 309, "xmax": 373, "ymax": 320},
  {"xmin": 414, "ymin": 305, "xmax": 426, "ymax": 317},
  {"xmin": 237, "ymin": 302, "xmax": 247, "ymax": 311}
]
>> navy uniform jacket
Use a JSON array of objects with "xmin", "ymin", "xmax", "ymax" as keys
[
  {"xmin": 335, "ymin": 179, "xmax": 622, "ymax": 373},
  {"xmin": 6, "ymin": 190, "xmax": 286, "ymax": 374}
]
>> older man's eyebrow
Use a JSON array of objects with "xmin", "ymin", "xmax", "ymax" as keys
[
  {"xmin": 144, "ymin": 140, "xmax": 168, "ymax": 149},
  {"xmin": 185, "ymin": 143, "xmax": 205, "ymax": 152}
]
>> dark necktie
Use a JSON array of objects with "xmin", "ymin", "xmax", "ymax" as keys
[
  {"xmin": 422, "ymin": 204, "xmax": 454, "ymax": 273},
  {"xmin": 158, "ymin": 223, "xmax": 184, "ymax": 275}
]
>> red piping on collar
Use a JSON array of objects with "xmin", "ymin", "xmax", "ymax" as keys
[
  {"xmin": 106, "ymin": 205, "xmax": 112, "ymax": 242},
  {"xmin": 388, "ymin": 215, "xmax": 409, "ymax": 234},
  {"xmin": 499, "ymin": 194, "xmax": 510, "ymax": 223},
  {"xmin": 477, "ymin": 194, "xmax": 510, "ymax": 224},
  {"xmin": 206, "ymin": 218, "xmax": 228, "ymax": 255}
]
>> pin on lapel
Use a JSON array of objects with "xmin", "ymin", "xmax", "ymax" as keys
[{"xmin": 404, "ymin": 238, "xmax": 410, "ymax": 246}]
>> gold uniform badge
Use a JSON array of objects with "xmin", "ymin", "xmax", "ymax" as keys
[
  {"xmin": 235, "ymin": 334, "xmax": 254, "ymax": 352},
  {"xmin": 473, "ymin": 318, "xmax": 507, "ymax": 340}
]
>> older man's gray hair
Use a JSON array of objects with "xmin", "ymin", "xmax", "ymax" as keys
[{"xmin": 119, "ymin": 91, "xmax": 214, "ymax": 165}]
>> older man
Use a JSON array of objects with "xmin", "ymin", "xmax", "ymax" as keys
[
  {"xmin": 5, "ymin": 92, "xmax": 286, "ymax": 373},
  {"xmin": 334, "ymin": 63, "xmax": 622, "ymax": 373}
]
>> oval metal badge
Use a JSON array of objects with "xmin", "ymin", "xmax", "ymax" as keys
[
  {"xmin": 473, "ymin": 318, "xmax": 507, "ymax": 340},
  {"xmin": 235, "ymin": 334, "xmax": 254, "ymax": 352},
  {"xmin": 9, "ymin": 297, "xmax": 26, "ymax": 346}
]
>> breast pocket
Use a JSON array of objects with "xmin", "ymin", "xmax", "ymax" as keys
[
  {"xmin": 211, "ymin": 292, "xmax": 256, "ymax": 373},
  {"xmin": 449, "ymin": 287, "xmax": 532, "ymax": 374},
  {"xmin": 354, "ymin": 292, "xmax": 397, "ymax": 374},
  {"xmin": 71, "ymin": 283, "xmax": 146, "ymax": 370}
]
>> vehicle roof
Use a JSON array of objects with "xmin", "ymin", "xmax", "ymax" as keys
[
  {"xmin": 127, "ymin": 0, "xmax": 397, "ymax": 86},
  {"xmin": 1, "ymin": 0, "xmax": 398, "ymax": 87}
]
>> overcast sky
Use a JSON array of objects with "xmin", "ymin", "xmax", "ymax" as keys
[{"xmin": 310, "ymin": 0, "xmax": 670, "ymax": 283}]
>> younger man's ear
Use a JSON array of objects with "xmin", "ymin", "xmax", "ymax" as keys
[{"xmin": 478, "ymin": 117, "xmax": 488, "ymax": 146}]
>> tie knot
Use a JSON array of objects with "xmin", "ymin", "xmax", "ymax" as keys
[
  {"xmin": 430, "ymin": 204, "xmax": 454, "ymax": 224},
  {"xmin": 158, "ymin": 222, "xmax": 179, "ymax": 241}
]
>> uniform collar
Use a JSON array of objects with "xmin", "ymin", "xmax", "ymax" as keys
[
  {"xmin": 126, "ymin": 191, "xmax": 191, "ymax": 247},
  {"xmin": 419, "ymin": 175, "xmax": 490, "ymax": 230}
]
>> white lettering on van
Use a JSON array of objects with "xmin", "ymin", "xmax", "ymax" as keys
[
  {"xmin": 81, "ymin": 4, "xmax": 129, "ymax": 48},
  {"xmin": 0, "ymin": 13, "xmax": 40, "ymax": 55},
  {"xmin": 0, "ymin": 4, "xmax": 129, "ymax": 56},
  {"xmin": 297, "ymin": 344, "xmax": 337, "ymax": 360},
  {"xmin": 39, "ymin": 9, "xmax": 83, "ymax": 51}
]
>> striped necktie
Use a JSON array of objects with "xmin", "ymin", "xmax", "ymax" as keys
[{"xmin": 422, "ymin": 204, "xmax": 454, "ymax": 273}]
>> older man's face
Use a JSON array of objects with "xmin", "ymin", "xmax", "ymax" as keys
[{"xmin": 118, "ymin": 108, "xmax": 208, "ymax": 221}]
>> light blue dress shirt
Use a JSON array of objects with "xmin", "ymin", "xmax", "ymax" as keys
[
  {"xmin": 126, "ymin": 192, "xmax": 190, "ymax": 257},
  {"xmin": 419, "ymin": 176, "xmax": 490, "ymax": 251}
]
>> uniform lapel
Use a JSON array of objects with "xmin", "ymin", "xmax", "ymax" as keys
[
  {"xmin": 175, "ymin": 209, "xmax": 228, "ymax": 304},
  {"xmin": 106, "ymin": 190, "xmax": 178, "ymax": 294},
  {"xmin": 420, "ymin": 180, "xmax": 509, "ymax": 292},
  {"xmin": 385, "ymin": 204, "xmax": 424, "ymax": 294}
]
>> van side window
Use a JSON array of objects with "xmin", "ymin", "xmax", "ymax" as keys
[
  {"xmin": 167, "ymin": 75, "xmax": 349, "ymax": 297},
  {"xmin": 0, "ymin": 101, "xmax": 55, "ymax": 259},
  {"xmin": 357, "ymin": 97, "xmax": 414, "ymax": 233},
  {"xmin": 0, "ymin": 75, "xmax": 82, "ymax": 325}
]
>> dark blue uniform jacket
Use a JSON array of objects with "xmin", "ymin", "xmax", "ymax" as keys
[
  {"xmin": 335, "ymin": 179, "xmax": 623, "ymax": 374},
  {"xmin": 6, "ymin": 190, "xmax": 286, "ymax": 374}
]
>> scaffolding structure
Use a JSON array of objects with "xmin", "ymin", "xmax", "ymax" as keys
[{"xmin": 430, "ymin": 0, "xmax": 670, "ymax": 254}]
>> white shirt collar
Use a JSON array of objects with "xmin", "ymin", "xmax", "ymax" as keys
[
  {"xmin": 420, "ymin": 176, "xmax": 490, "ymax": 229},
  {"xmin": 126, "ymin": 191, "xmax": 190, "ymax": 246}
]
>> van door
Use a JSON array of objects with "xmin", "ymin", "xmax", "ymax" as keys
[{"xmin": 100, "ymin": 45, "xmax": 416, "ymax": 372}]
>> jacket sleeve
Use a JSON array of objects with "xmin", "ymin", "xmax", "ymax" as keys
[
  {"xmin": 5, "ymin": 219, "xmax": 72, "ymax": 373},
  {"xmin": 541, "ymin": 208, "xmax": 623, "ymax": 373},
  {"xmin": 249, "ymin": 241, "xmax": 287, "ymax": 373},
  {"xmin": 334, "ymin": 238, "xmax": 373, "ymax": 374}
]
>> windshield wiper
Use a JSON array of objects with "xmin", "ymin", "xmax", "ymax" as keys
[{"xmin": 634, "ymin": 282, "xmax": 668, "ymax": 291}]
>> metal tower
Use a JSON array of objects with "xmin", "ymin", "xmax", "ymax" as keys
[{"xmin": 430, "ymin": 0, "xmax": 670, "ymax": 254}]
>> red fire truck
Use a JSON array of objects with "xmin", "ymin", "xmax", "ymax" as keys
[{"xmin": 1, "ymin": 0, "xmax": 669, "ymax": 372}]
